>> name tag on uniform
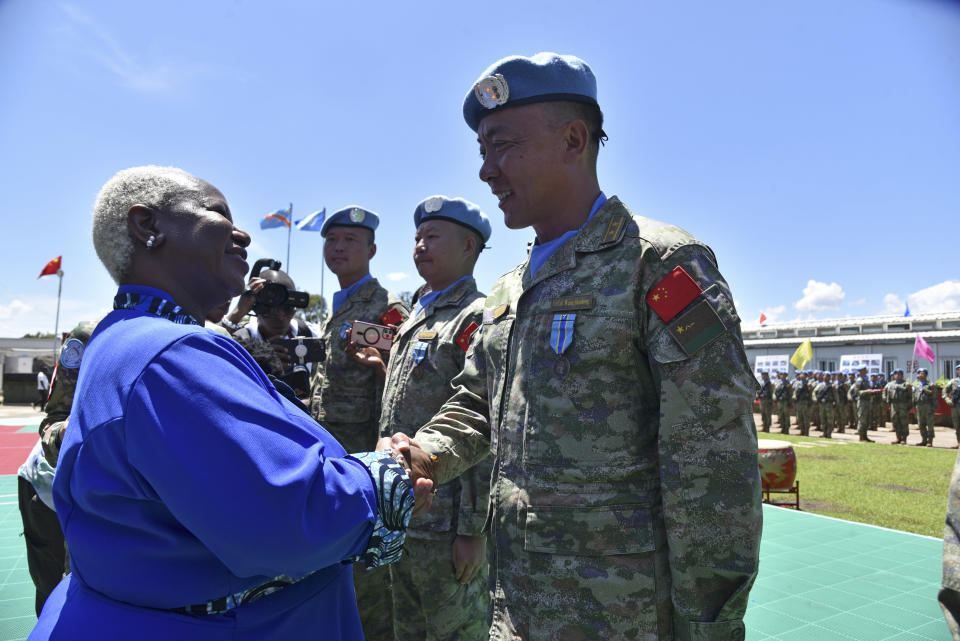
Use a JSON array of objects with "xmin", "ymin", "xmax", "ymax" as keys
[
  {"xmin": 549, "ymin": 296, "xmax": 595, "ymax": 312},
  {"xmin": 417, "ymin": 331, "xmax": 438, "ymax": 340}
]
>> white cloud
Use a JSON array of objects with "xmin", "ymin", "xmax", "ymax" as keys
[
  {"xmin": 908, "ymin": 280, "xmax": 960, "ymax": 314},
  {"xmin": 763, "ymin": 305, "xmax": 787, "ymax": 323},
  {"xmin": 849, "ymin": 298, "xmax": 867, "ymax": 307},
  {"xmin": 794, "ymin": 280, "xmax": 845, "ymax": 314},
  {"xmin": 882, "ymin": 293, "xmax": 904, "ymax": 315},
  {"xmin": 0, "ymin": 300, "xmax": 32, "ymax": 321},
  {"xmin": 386, "ymin": 272, "xmax": 409, "ymax": 282}
]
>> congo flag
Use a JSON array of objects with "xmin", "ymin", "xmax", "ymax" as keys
[
  {"xmin": 261, "ymin": 207, "xmax": 291, "ymax": 229},
  {"xmin": 38, "ymin": 256, "xmax": 62, "ymax": 278}
]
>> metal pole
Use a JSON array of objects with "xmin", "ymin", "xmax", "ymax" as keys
[
  {"xmin": 53, "ymin": 270, "xmax": 63, "ymax": 359},
  {"xmin": 286, "ymin": 202, "xmax": 293, "ymax": 272}
]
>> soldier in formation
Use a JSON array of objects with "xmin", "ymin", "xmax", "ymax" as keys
[
  {"xmin": 945, "ymin": 364, "xmax": 960, "ymax": 449},
  {"xmin": 883, "ymin": 369, "xmax": 913, "ymax": 445},
  {"xmin": 792, "ymin": 370, "xmax": 812, "ymax": 436},
  {"xmin": 814, "ymin": 371, "xmax": 837, "ymax": 438},
  {"xmin": 848, "ymin": 365, "xmax": 876, "ymax": 442},
  {"xmin": 774, "ymin": 370, "xmax": 792, "ymax": 433},
  {"xmin": 757, "ymin": 370, "xmax": 774, "ymax": 432},
  {"xmin": 913, "ymin": 368, "xmax": 939, "ymax": 447}
]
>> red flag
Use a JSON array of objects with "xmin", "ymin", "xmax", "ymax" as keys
[
  {"xmin": 38, "ymin": 256, "xmax": 61, "ymax": 278},
  {"xmin": 759, "ymin": 312, "xmax": 767, "ymax": 325},
  {"xmin": 380, "ymin": 307, "xmax": 404, "ymax": 327},
  {"xmin": 456, "ymin": 322, "xmax": 480, "ymax": 353},
  {"xmin": 645, "ymin": 266, "xmax": 702, "ymax": 322}
]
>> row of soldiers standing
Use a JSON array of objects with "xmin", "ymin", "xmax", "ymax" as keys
[{"xmin": 757, "ymin": 366, "xmax": 960, "ymax": 447}]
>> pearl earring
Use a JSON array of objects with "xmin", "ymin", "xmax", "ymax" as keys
[{"xmin": 146, "ymin": 235, "xmax": 156, "ymax": 249}]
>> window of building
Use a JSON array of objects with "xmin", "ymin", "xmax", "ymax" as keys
[
  {"xmin": 912, "ymin": 322, "xmax": 935, "ymax": 331},
  {"xmin": 820, "ymin": 327, "xmax": 837, "ymax": 335},
  {"xmin": 797, "ymin": 329, "xmax": 816, "ymax": 337},
  {"xmin": 839, "ymin": 326, "xmax": 860, "ymax": 335},
  {"xmin": 885, "ymin": 359, "xmax": 897, "ymax": 376},
  {"xmin": 945, "ymin": 359, "xmax": 959, "ymax": 380},
  {"xmin": 863, "ymin": 325, "xmax": 884, "ymax": 333},
  {"xmin": 758, "ymin": 330, "xmax": 777, "ymax": 339},
  {"xmin": 885, "ymin": 323, "xmax": 910, "ymax": 332},
  {"xmin": 942, "ymin": 321, "xmax": 960, "ymax": 329}
]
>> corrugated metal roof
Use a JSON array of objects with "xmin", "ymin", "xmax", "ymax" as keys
[
  {"xmin": 745, "ymin": 329, "xmax": 960, "ymax": 348},
  {"xmin": 742, "ymin": 310, "xmax": 960, "ymax": 332}
]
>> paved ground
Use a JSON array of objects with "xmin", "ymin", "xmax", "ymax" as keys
[{"xmin": 754, "ymin": 412, "xmax": 960, "ymax": 449}]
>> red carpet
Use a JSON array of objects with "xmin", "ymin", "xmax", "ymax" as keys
[{"xmin": 0, "ymin": 425, "xmax": 39, "ymax": 475}]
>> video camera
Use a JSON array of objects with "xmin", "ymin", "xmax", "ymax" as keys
[{"xmin": 250, "ymin": 259, "xmax": 310, "ymax": 309}]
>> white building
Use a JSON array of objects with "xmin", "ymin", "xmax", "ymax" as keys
[{"xmin": 741, "ymin": 312, "xmax": 960, "ymax": 381}]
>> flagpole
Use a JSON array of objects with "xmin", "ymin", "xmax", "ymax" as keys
[
  {"xmin": 53, "ymin": 270, "xmax": 63, "ymax": 360},
  {"xmin": 286, "ymin": 203, "xmax": 293, "ymax": 272}
]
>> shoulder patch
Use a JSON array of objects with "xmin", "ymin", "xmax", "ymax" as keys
[
  {"xmin": 59, "ymin": 338, "xmax": 85, "ymax": 368},
  {"xmin": 456, "ymin": 322, "xmax": 480, "ymax": 353},
  {"xmin": 380, "ymin": 307, "xmax": 404, "ymax": 326},
  {"xmin": 667, "ymin": 299, "xmax": 727, "ymax": 356},
  {"xmin": 645, "ymin": 266, "xmax": 702, "ymax": 322}
]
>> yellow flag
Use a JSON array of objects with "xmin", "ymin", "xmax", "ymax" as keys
[{"xmin": 790, "ymin": 338, "xmax": 813, "ymax": 370}]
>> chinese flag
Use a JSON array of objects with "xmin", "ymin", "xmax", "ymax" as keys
[
  {"xmin": 38, "ymin": 256, "xmax": 61, "ymax": 279},
  {"xmin": 645, "ymin": 266, "xmax": 702, "ymax": 322}
]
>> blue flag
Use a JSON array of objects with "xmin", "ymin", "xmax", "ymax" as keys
[
  {"xmin": 295, "ymin": 208, "xmax": 326, "ymax": 231},
  {"xmin": 904, "ymin": 301, "xmax": 911, "ymax": 317}
]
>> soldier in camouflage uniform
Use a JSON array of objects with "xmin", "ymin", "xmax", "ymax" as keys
[
  {"xmin": 19, "ymin": 320, "xmax": 97, "ymax": 615},
  {"xmin": 833, "ymin": 372, "xmax": 849, "ymax": 434},
  {"xmin": 774, "ymin": 370, "xmax": 792, "ymax": 433},
  {"xmin": 757, "ymin": 370, "xmax": 773, "ymax": 432},
  {"xmin": 849, "ymin": 366, "xmax": 876, "ymax": 442},
  {"xmin": 308, "ymin": 206, "xmax": 409, "ymax": 641},
  {"xmin": 810, "ymin": 372, "xmax": 821, "ymax": 430},
  {"xmin": 940, "ymin": 448, "xmax": 960, "ymax": 639},
  {"xmin": 883, "ymin": 369, "xmax": 913, "ymax": 445},
  {"xmin": 814, "ymin": 372, "xmax": 837, "ymax": 438},
  {"xmin": 391, "ymin": 53, "xmax": 762, "ymax": 641},
  {"xmin": 792, "ymin": 371, "xmax": 812, "ymax": 436},
  {"xmin": 913, "ymin": 368, "xmax": 938, "ymax": 447},
  {"xmin": 946, "ymin": 364, "xmax": 960, "ymax": 449},
  {"xmin": 370, "ymin": 196, "xmax": 494, "ymax": 641}
]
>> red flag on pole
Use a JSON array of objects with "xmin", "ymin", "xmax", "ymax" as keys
[
  {"xmin": 759, "ymin": 312, "xmax": 767, "ymax": 325},
  {"xmin": 38, "ymin": 256, "xmax": 61, "ymax": 278}
]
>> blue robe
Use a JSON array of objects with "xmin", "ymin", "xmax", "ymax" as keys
[{"xmin": 31, "ymin": 286, "xmax": 378, "ymax": 640}]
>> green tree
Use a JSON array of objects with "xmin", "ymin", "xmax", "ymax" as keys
[{"xmin": 299, "ymin": 294, "xmax": 329, "ymax": 325}]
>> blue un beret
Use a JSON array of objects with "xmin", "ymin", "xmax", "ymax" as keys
[
  {"xmin": 321, "ymin": 206, "xmax": 380, "ymax": 237},
  {"xmin": 414, "ymin": 195, "xmax": 492, "ymax": 244},
  {"xmin": 463, "ymin": 52, "xmax": 599, "ymax": 132}
]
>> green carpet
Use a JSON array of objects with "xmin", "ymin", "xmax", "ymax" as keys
[{"xmin": 0, "ymin": 475, "xmax": 951, "ymax": 640}]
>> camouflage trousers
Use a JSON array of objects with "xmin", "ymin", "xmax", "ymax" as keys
[
  {"xmin": 917, "ymin": 406, "xmax": 935, "ymax": 445},
  {"xmin": 857, "ymin": 399, "xmax": 872, "ymax": 437},
  {"xmin": 759, "ymin": 399, "xmax": 773, "ymax": 431},
  {"xmin": 952, "ymin": 407, "xmax": 960, "ymax": 441},
  {"xmin": 819, "ymin": 404, "xmax": 834, "ymax": 438},
  {"xmin": 833, "ymin": 404, "xmax": 847, "ymax": 433},
  {"xmin": 795, "ymin": 401, "xmax": 812, "ymax": 436},
  {"xmin": 355, "ymin": 562, "xmax": 394, "ymax": 641},
  {"xmin": 390, "ymin": 534, "xmax": 490, "ymax": 641},
  {"xmin": 776, "ymin": 401, "xmax": 791, "ymax": 433},
  {"xmin": 890, "ymin": 404, "xmax": 910, "ymax": 441}
]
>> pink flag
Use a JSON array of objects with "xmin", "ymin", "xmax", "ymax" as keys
[{"xmin": 914, "ymin": 334, "xmax": 935, "ymax": 364}]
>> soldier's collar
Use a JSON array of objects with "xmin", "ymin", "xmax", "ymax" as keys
[{"xmin": 574, "ymin": 196, "xmax": 630, "ymax": 253}]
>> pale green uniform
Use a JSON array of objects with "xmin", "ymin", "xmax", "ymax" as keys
[{"xmin": 416, "ymin": 198, "xmax": 762, "ymax": 641}]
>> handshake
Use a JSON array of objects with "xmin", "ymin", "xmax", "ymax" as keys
[{"xmin": 376, "ymin": 433, "xmax": 438, "ymax": 516}]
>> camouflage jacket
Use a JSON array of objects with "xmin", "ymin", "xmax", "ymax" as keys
[
  {"xmin": 773, "ymin": 379, "xmax": 791, "ymax": 402},
  {"xmin": 942, "ymin": 451, "xmax": 960, "ymax": 637},
  {"xmin": 883, "ymin": 380, "xmax": 913, "ymax": 406},
  {"xmin": 380, "ymin": 277, "xmax": 491, "ymax": 539},
  {"xmin": 814, "ymin": 381, "xmax": 837, "ymax": 404},
  {"xmin": 792, "ymin": 380, "xmax": 812, "ymax": 403},
  {"xmin": 835, "ymin": 381, "xmax": 849, "ymax": 404},
  {"xmin": 309, "ymin": 277, "xmax": 408, "ymax": 454},
  {"xmin": 945, "ymin": 378, "xmax": 960, "ymax": 407},
  {"xmin": 913, "ymin": 381, "xmax": 939, "ymax": 411},
  {"xmin": 416, "ymin": 197, "xmax": 762, "ymax": 641},
  {"xmin": 756, "ymin": 380, "xmax": 773, "ymax": 400},
  {"xmin": 849, "ymin": 376, "xmax": 872, "ymax": 404},
  {"xmin": 39, "ymin": 319, "xmax": 101, "ymax": 466}
]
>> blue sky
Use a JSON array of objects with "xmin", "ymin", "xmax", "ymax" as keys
[{"xmin": 2, "ymin": 0, "xmax": 958, "ymax": 337}]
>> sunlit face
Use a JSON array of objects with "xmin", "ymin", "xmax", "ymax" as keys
[
  {"xmin": 323, "ymin": 226, "xmax": 373, "ymax": 281},
  {"xmin": 160, "ymin": 180, "xmax": 249, "ymax": 307},
  {"xmin": 413, "ymin": 219, "xmax": 468, "ymax": 287},
  {"xmin": 477, "ymin": 104, "xmax": 566, "ymax": 230}
]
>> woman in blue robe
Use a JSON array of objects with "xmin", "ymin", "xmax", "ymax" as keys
[{"xmin": 30, "ymin": 166, "xmax": 429, "ymax": 640}]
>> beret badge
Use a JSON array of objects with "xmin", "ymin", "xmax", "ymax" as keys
[
  {"xmin": 474, "ymin": 74, "xmax": 509, "ymax": 109},
  {"xmin": 423, "ymin": 197, "xmax": 444, "ymax": 213},
  {"xmin": 349, "ymin": 207, "xmax": 366, "ymax": 223}
]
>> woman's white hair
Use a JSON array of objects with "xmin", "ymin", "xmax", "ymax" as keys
[{"xmin": 91, "ymin": 165, "xmax": 201, "ymax": 284}]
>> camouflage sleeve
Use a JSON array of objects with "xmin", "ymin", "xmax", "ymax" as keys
[
  {"xmin": 415, "ymin": 325, "xmax": 492, "ymax": 487},
  {"xmin": 644, "ymin": 245, "xmax": 762, "ymax": 638},
  {"xmin": 39, "ymin": 359, "xmax": 81, "ymax": 465},
  {"xmin": 940, "ymin": 452, "xmax": 960, "ymax": 639},
  {"xmin": 456, "ymin": 453, "xmax": 492, "ymax": 536}
]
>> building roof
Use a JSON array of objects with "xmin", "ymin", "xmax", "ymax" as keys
[
  {"xmin": 742, "ymin": 311, "xmax": 960, "ymax": 344},
  {"xmin": 745, "ymin": 329, "xmax": 960, "ymax": 349}
]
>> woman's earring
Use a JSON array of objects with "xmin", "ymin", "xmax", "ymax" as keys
[{"xmin": 146, "ymin": 235, "xmax": 156, "ymax": 249}]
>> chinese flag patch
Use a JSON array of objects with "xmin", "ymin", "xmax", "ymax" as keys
[
  {"xmin": 380, "ymin": 307, "xmax": 404, "ymax": 327},
  {"xmin": 645, "ymin": 266, "xmax": 702, "ymax": 322},
  {"xmin": 456, "ymin": 322, "xmax": 480, "ymax": 353}
]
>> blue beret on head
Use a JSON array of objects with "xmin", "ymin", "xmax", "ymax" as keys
[
  {"xmin": 463, "ymin": 52, "xmax": 599, "ymax": 132},
  {"xmin": 918, "ymin": 368, "xmax": 928, "ymax": 374},
  {"xmin": 321, "ymin": 206, "xmax": 380, "ymax": 237},
  {"xmin": 414, "ymin": 195, "xmax": 492, "ymax": 244},
  {"xmin": 893, "ymin": 368, "xmax": 904, "ymax": 375}
]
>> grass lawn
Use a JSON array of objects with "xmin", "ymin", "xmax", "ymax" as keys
[{"xmin": 758, "ymin": 433, "xmax": 957, "ymax": 537}]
